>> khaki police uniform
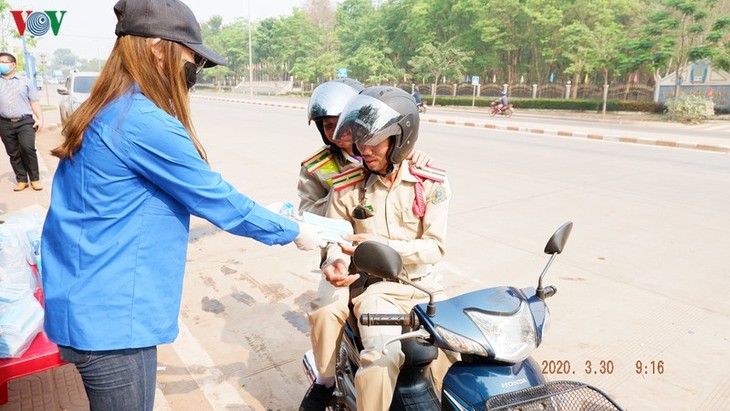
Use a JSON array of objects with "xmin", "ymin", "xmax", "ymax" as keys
[
  {"xmin": 298, "ymin": 145, "xmax": 361, "ymax": 380},
  {"xmin": 320, "ymin": 160, "xmax": 450, "ymax": 411},
  {"xmin": 297, "ymin": 146, "xmax": 361, "ymax": 216}
]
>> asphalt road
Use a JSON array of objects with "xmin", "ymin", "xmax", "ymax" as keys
[
  {"xmin": 9, "ymin": 92, "xmax": 726, "ymax": 410},
  {"xmin": 145, "ymin": 97, "xmax": 730, "ymax": 410}
]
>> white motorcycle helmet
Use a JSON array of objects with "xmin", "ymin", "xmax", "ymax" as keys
[{"xmin": 307, "ymin": 78, "xmax": 364, "ymax": 146}]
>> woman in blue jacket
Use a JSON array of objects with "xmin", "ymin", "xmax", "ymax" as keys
[{"xmin": 40, "ymin": 0, "xmax": 321, "ymax": 409}]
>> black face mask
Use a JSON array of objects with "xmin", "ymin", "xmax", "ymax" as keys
[{"xmin": 183, "ymin": 61, "xmax": 198, "ymax": 90}]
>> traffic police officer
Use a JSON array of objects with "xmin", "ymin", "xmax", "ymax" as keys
[
  {"xmin": 321, "ymin": 86, "xmax": 450, "ymax": 411},
  {"xmin": 299, "ymin": 82, "xmax": 434, "ymax": 410}
]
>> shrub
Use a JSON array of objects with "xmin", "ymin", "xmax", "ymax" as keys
[
  {"xmin": 427, "ymin": 96, "xmax": 662, "ymax": 112},
  {"xmin": 605, "ymin": 100, "xmax": 663, "ymax": 113},
  {"xmin": 665, "ymin": 94, "xmax": 712, "ymax": 123}
]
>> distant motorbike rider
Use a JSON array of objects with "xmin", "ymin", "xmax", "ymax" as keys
[{"xmin": 495, "ymin": 91, "xmax": 509, "ymax": 112}]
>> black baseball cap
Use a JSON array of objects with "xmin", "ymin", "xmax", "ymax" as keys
[{"xmin": 114, "ymin": 0, "xmax": 226, "ymax": 68}]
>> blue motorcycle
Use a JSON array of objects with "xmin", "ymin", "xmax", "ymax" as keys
[{"xmin": 303, "ymin": 222, "xmax": 624, "ymax": 410}]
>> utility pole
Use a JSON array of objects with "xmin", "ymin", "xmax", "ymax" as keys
[
  {"xmin": 22, "ymin": 34, "xmax": 37, "ymax": 90},
  {"xmin": 248, "ymin": 0, "xmax": 253, "ymax": 101}
]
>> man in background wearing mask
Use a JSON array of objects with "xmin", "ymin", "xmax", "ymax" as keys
[{"xmin": 0, "ymin": 52, "xmax": 45, "ymax": 191}]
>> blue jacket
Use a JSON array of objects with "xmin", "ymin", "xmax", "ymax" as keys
[{"xmin": 41, "ymin": 86, "xmax": 298, "ymax": 350}]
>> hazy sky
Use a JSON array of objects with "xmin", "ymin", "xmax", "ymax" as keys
[{"xmin": 5, "ymin": 0, "xmax": 309, "ymax": 61}]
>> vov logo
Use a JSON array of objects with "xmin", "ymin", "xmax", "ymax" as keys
[{"xmin": 10, "ymin": 10, "xmax": 67, "ymax": 36}]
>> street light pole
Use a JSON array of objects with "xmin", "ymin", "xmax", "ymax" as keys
[
  {"xmin": 248, "ymin": 0, "xmax": 253, "ymax": 101},
  {"xmin": 21, "ymin": 34, "xmax": 36, "ymax": 90}
]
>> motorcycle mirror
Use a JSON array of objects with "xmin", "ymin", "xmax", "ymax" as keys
[
  {"xmin": 544, "ymin": 221, "xmax": 573, "ymax": 255},
  {"xmin": 537, "ymin": 221, "xmax": 573, "ymax": 300},
  {"xmin": 353, "ymin": 241, "xmax": 403, "ymax": 280}
]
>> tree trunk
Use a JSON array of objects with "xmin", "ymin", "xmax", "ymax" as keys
[
  {"xmin": 653, "ymin": 69, "xmax": 662, "ymax": 103},
  {"xmin": 572, "ymin": 71, "xmax": 580, "ymax": 99},
  {"xmin": 432, "ymin": 72, "xmax": 441, "ymax": 106}
]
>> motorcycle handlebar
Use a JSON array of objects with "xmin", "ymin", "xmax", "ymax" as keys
[{"xmin": 360, "ymin": 312, "xmax": 419, "ymax": 328}]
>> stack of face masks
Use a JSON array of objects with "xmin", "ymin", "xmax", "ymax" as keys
[
  {"xmin": 0, "ymin": 205, "xmax": 47, "ymax": 358},
  {"xmin": 1, "ymin": 204, "xmax": 45, "ymax": 277},
  {"xmin": 0, "ymin": 225, "xmax": 37, "ymax": 291},
  {"xmin": 0, "ymin": 283, "xmax": 44, "ymax": 358}
]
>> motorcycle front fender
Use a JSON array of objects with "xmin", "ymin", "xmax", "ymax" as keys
[{"xmin": 441, "ymin": 357, "xmax": 545, "ymax": 410}]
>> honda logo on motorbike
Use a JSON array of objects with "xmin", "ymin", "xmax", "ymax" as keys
[
  {"xmin": 10, "ymin": 10, "xmax": 67, "ymax": 36},
  {"xmin": 501, "ymin": 378, "xmax": 528, "ymax": 388}
]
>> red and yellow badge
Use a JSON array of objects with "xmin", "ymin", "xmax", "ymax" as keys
[
  {"xmin": 301, "ymin": 146, "xmax": 334, "ymax": 173},
  {"xmin": 332, "ymin": 167, "xmax": 366, "ymax": 191}
]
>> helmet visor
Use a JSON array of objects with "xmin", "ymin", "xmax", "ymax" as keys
[
  {"xmin": 333, "ymin": 95, "xmax": 403, "ymax": 147},
  {"xmin": 308, "ymin": 81, "xmax": 362, "ymax": 123}
]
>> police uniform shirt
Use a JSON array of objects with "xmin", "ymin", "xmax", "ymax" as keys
[
  {"xmin": 297, "ymin": 146, "xmax": 361, "ymax": 216},
  {"xmin": 325, "ymin": 160, "xmax": 450, "ymax": 280}
]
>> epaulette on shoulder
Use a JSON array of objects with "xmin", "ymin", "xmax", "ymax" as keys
[
  {"xmin": 411, "ymin": 164, "xmax": 447, "ymax": 183},
  {"xmin": 301, "ymin": 146, "xmax": 334, "ymax": 173},
  {"xmin": 332, "ymin": 167, "xmax": 366, "ymax": 191}
]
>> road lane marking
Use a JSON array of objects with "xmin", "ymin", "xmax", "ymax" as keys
[{"xmin": 171, "ymin": 320, "xmax": 256, "ymax": 410}]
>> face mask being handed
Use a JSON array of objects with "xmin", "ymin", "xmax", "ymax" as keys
[
  {"xmin": 183, "ymin": 61, "xmax": 198, "ymax": 90},
  {"xmin": 0, "ymin": 63, "xmax": 12, "ymax": 75}
]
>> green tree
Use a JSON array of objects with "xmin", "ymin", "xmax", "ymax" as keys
[
  {"xmin": 409, "ymin": 39, "xmax": 472, "ymax": 105},
  {"xmin": 52, "ymin": 48, "xmax": 78, "ymax": 68},
  {"xmin": 258, "ymin": 10, "xmax": 322, "ymax": 82},
  {"xmin": 203, "ymin": 18, "xmax": 248, "ymax": 80},
  {"xmin": 0, "ymin": 0, "xmax": 11, "ymax": 51},
  {"xmin": 334, "ymin": 0, "xmax": 405, "ymax": 84},
  {"xmin": 521, "ymin": 0, "xmax": 564, "ymax": 84},
  {"xmin": 142, "ymin": 0, "xmax": 729, "ymax": 98},
  {"xmin": 559, "ymin": 23, "xmax": 597, "ymax": 97},
  {"xmin": 692, "ymin": 15, "xmax": 730, "ymax": 70},
  {"xmin": 556, "ymin": 0, "xmax": 638, "ymax": 97},
  {"xmin": 645, "ymin": 0, "xmax": 726, "ymax": 95},
  {"xmin": 472, "ymin": 0, "xmax": 533, "ymax": 84}
]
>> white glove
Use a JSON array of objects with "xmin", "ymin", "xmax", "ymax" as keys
[{"xmin": 293, "ymin": 222, "xmax": 326, "ymax": 251}]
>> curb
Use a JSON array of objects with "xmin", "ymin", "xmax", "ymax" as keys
[
  {"xmin": 424, "ymin": 118, "xmax": 730, "ymax": 154},
  {"xmin": 192, "ymin": 94, "xmax": 730, "ymax": 154}
]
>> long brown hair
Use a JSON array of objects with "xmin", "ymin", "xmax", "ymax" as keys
[{"xmin": 52, "ymin": 36, "xmax": 207, "ymax": 161}]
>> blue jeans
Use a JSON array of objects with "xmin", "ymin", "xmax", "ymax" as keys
[{"xmin": 58, "ymin": 345, "xmax": 157, "ymax": 411}]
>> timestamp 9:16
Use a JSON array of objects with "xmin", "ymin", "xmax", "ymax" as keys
[{"xmin": 635, "ymin": 360, "xmax": 664, "ymax": 374}]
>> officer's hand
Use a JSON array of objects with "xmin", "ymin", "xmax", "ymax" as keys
[
  {"xmin": 339, "ymin": 234, "xmax": 387, "ymax": 256},
  {"xmin": 322, "ymin": 259, "xmax": 360, "ymax": 287},
  {"xmin": 293, "ymin": 222, "xmax": 326, "ymax": 251},
  {"xmin": 407, "ymin": 150, "xmax": 431, "ymax": 168}
]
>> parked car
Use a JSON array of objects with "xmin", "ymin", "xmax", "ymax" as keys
[{"xmin": 57, "ymin": 71, "xmax": 99, "ymax": 125}]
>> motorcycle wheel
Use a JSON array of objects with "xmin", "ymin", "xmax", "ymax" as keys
[
  {"xmin": 504, "ymin": 108, "xmax": 513, "ymax": 118},
  {"xmin": 489, "ymin": 109, "xmax": 497, "ymax": 117}
]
